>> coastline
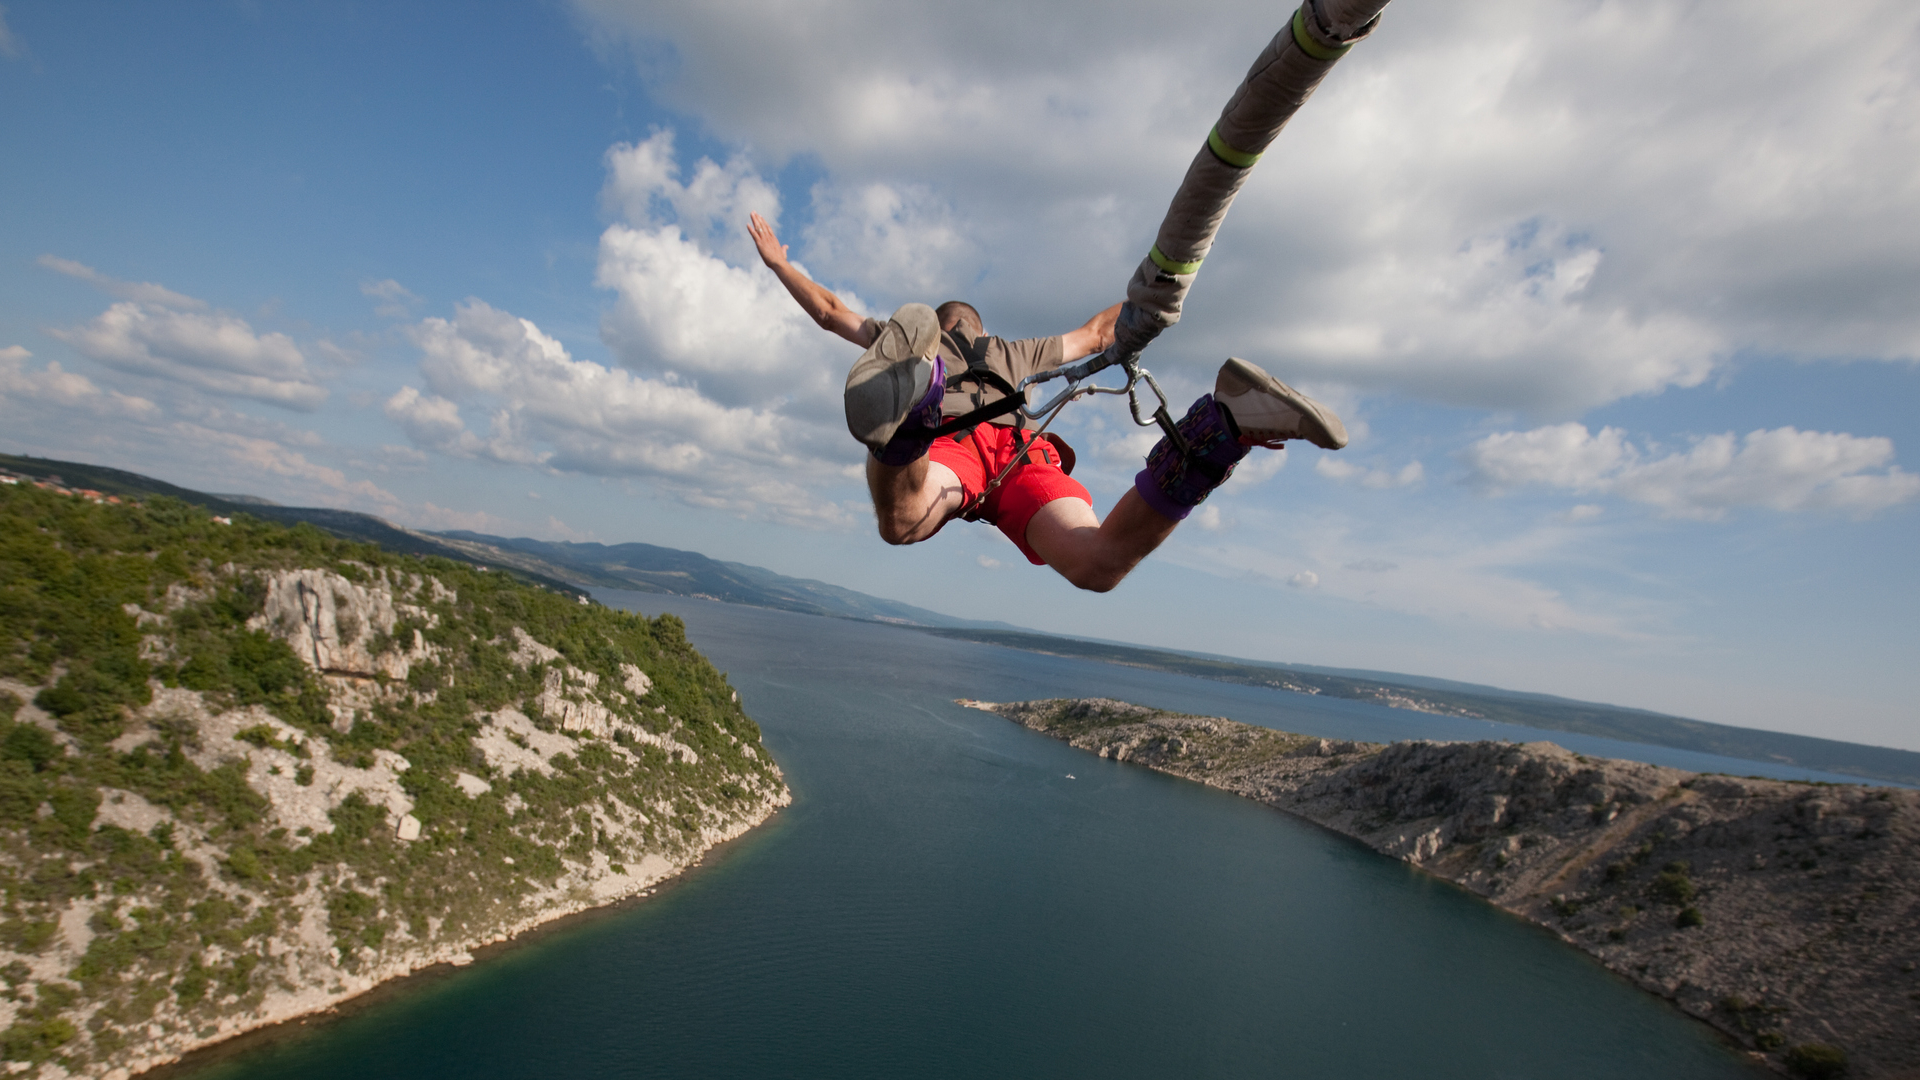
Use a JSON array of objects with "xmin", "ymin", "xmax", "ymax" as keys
[
  {"xmin": 32, "ymin": 674, "xmax": 796, "ymax": 1080},
  {"xmin": 968, "ymin": 697, "xmax": 1919, "ymax": 1079},
  {"xmin": 132, "ymin": 801, "xmax": 786, "ymax": 1079}
]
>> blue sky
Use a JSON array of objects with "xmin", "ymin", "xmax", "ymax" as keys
[{"xmin": 3, "ymin": 0, "xmax": 1916, "ymax": 749}]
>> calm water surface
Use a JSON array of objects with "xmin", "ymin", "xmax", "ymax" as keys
[{"xmin": 186, "ymin": 595, "xmax": 1767, "ymax": 1080}]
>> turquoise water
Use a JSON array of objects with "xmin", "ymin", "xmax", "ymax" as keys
[{"xmin": 181, "ymin": 595, "xmax": 1764, "ymax": 1079}]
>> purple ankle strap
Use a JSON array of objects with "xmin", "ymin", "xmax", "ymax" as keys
[{"xmin": 1133, "ymin": 468, "xmax": 1193, "ymax": 521}]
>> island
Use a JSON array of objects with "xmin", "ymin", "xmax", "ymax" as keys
[
  {"xmin": 965, "ymin": 697, "xmax": 1918, "ymax": 1079},
  {"xmin": 0, "ymin": 482, "xmax": 789, "ymax": 1078}
]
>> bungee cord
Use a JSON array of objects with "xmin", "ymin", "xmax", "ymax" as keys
[{"xmin": 960, "ymin": 0, "xmax": 1395, "ymax": 510}]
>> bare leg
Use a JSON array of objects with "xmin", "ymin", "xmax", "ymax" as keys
[
  {"xmin": 1023, "ymin": 490, "xmax": 1179, "ymax": 593},
  {"xmin": 867, "ymin": 456, "xmax": 968, "ymax": 545}
]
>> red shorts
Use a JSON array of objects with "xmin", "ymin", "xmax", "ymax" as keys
[{"xmin": 927, "ymin": 424, "xmax": 1091, "ymax": 565}]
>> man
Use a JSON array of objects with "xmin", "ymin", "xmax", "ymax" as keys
[{"xmin": 749, "ymin": 212, "xmax": 1348, "ymax": 593}]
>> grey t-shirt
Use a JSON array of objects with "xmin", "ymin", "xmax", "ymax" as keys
[{"xmin": 859, "ymin": 318, "xmax": 1063, "ymax": 431}]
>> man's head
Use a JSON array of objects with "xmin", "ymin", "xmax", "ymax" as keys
[{"xmin": 935, "ymin": 301, "xmax": 983, "ymax": 339}]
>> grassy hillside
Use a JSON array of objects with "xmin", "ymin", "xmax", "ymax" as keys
[
  {"xmin": 0, "ymin": 483, "xmax": 786, "ymax": 1077},
  {"xmin": 0, "ymin": 453, "xmax": 581, "ymax": 596}
]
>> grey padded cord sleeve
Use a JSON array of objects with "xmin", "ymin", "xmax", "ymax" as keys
[{"xmin": 1100, "ymin": 0, "xmax": 1391, "ymax": 372}]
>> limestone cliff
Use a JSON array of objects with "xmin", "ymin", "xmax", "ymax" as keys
[
  {"xmin": 969, "ymin": 698, "xmax": 1918, "ymax": 1079},
  {"xmin": 0, "ymin": 485, "xmax": 789, "ymax": 1078}
]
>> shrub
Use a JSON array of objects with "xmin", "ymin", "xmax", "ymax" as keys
[
  {"xmin": 0, "ymin": 1016, "xmax": 77, "ymax": 1063},
  {"xmin": 1651, "ymin": 870, "xmax": 1696, "ymax": 905},
  {"xmin": 0, "ymin": 722, "xmax": 59, "ymax": 771},
  {"xmin": 233, "ymin": 724, "xmax": 286, "ymax": 750},
  {"xmin": 327, "ymin": 889, "xmax": 385, "ymax": 951},
  {"xmin": 174, "ymin": 962, "xmax": 210, "ymax": 1004},
  {"xmin": 1783, "ymin": 1042, "xmax": 1847, "ymax": 1078},
  {"xmin": 1675, "ymin": 906, "xmax": 1705, "ymax": 928}
]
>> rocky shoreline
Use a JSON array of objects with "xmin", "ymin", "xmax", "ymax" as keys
[{"xmin": 965, "ymin": 698, "xmax": 1920, "ymax": 1079}]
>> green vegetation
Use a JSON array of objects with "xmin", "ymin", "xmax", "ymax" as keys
[
  {"xmin": 1650, "ymin": 864, "xmax": 1696, "ymax": 905},
  {"xmin": 0, "ymin": 482, "xmax": 783, "ymax": 1074}
]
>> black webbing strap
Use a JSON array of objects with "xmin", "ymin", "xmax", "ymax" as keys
[{"xmin": 926, "ymin": 331, "xmax": 1027, "ymax": 439}]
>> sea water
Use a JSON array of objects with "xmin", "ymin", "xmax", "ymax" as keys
[{"xmin": 182, "ymin": 594, "xmax": 1769, "ymax": 1079}]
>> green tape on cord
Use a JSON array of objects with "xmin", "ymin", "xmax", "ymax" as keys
[
  {"xmin": 1290, "ymin": 5, "xmax": 1353, "ymax": 62},
  {"xmin": 1148, "ymin": 244, "xmax": 1204, "ymax": 276},
  {"xmin": 1206, "ymin": 126, "xmax": 1261, "ymax": 168}
]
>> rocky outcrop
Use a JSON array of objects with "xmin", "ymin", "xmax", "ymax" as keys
[
  {"xmin": 247, "ymin": 568, "xmax": 445, "ymax": 681},
  {"xmin": 969, "ymin": 698, "xmax": 1920, "ymax": 1079},
  {"xmin": 0, "ymin": 547, "xmax": 786, "ymax": 1080}
]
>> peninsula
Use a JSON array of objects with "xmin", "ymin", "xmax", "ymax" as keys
[
  {"xmin": 967, "ymin": 698, "xmax": 1918, "ymax": 1079},
  {"xmin": 0, "ymin": 483, "xmax": 789, "ymax": 1078}
]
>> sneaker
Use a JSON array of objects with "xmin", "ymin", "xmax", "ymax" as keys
[
  {"xmin": 845, "ymin": 303, "xmax": 943, "ymax": 453},
  {"xmin": 1213, "ymin": 357, "xmax": 1348, "ymax": 450}
]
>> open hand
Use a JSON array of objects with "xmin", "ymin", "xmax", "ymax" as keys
[{"xmin": 748, "ymin": 212, "xmax": 787, "ymax": 269}]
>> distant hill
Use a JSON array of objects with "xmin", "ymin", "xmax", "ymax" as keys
[
  {"xmin": 5, "ymin": 452, "xmax": 1912, "ymax": 785},
  {"xmin": 0, "ymin": 454, "xmax": 1010, "ymax": 627},
  {"xmin": 0, "ymin": 453, "xmax": 585, "ymax": 596},
  {"xmin": 432, "ymin": 532, "xmax": 1021, "ymax": 631},
  {"xmin": 917, "ymin": 628, "xmax": 1920, "ymax": 787}
]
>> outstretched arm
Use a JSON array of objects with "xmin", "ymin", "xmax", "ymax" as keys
[
  {"xmin": 749, "ymin": 213, "xmax": 874, "ymax": 347},
  {"xmin": 1060, "ymin": 302, "xmax": 1123, "ymax": 361}
]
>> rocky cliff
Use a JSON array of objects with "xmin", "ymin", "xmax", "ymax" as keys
[
  {"xmin": 0, "ymin": 485, "xmax": 788, "ymax": 1078},
  {"xmin": 968, "ymin": 698, "xmax": 1919, "ymax": 1080}
]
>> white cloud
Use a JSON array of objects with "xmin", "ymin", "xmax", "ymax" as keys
[
  {"xmin": 170, "ymin": 424, "xmax": 398, "ymax": 508},
  {"xmin": 0, "ymin": 364, "xmax": 400, "ymax": 512},
  {"xmin": 602, "ymin": 130, "xmax": 783, "ymax": 267},
  {"xmin": 0, "ymin": 346, "xmax": 160, "ymax": 419},
  {"xmin": 39, "ymin": 255, "xmax": 206, "ymax": 310},
  {"xmin": 51, "ymin": 301, "xmax": 325, "ymax": 409},
  {"xmin": 595, "ymin": 223, "xmax": 851, "ymax": 410},
  {"xmin": 976, "ymin": 554, "xmax": 1002, "ymax": 569},
  {"xmin": 0, "ymin": 7, "xmax": 18, "ymax": 60},
  {"xmin": 397, "ymin": 299, "xmax": 859, "ymax": 526},
  {"xmin": 1464, "ymin": 423, "xmax": 1631, "ymax": 491},
  {"xmin": 1177, "ymin": 516, "xmax": 1650, "ymax": 638},
  {"xmin": 1192, "ymin": 504, "xmax": 1224, "ymax": 531},
  {"xmin": 1243, "ymin": 223, "xmax": 1725, "ymax": 413},
  {"xmin": 572, "ymin": 0, "xmax": 1920, "ymax": 411},
  {"xmin": 1232, "ymin": 445, "xmax": 1289, "ymax": 485},
  {"xmin": 799, "ymin": 181, "xmax": 976, "ymax": 302},
  {"xmin": 593, "ymin": 131, "xmax": 872, "ymax": 419},
  {"xmin": 1464, "ymin": 423, "xmax": 1920, "ymax": 518},
  {"xmin": 405, "ymin": 501, "xmax": 525, "ymax": 535},
  {"xmin": 361, "ymin": 278, "xmax": 423, "ymax": 319},
  {"xmin": 1316, "ymin": 456, "xmax": 1424, "ymax": 489},
  {"xmin": 383, "ymin": 386, "xmax": 484, "ymax": 458}
]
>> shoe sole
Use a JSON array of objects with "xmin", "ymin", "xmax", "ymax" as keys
[
  {"xmin": 1216, "ymin": 357, "xmax": 1349, "ymax": 450},
  {"xmin": 845, "ymin": 303, "xmax": 941, "ymax": 449}
]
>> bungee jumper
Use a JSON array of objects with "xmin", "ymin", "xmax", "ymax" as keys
[{"xmin": 753, "ymin": 0, "xmax": 1391, "ymax": 592}]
